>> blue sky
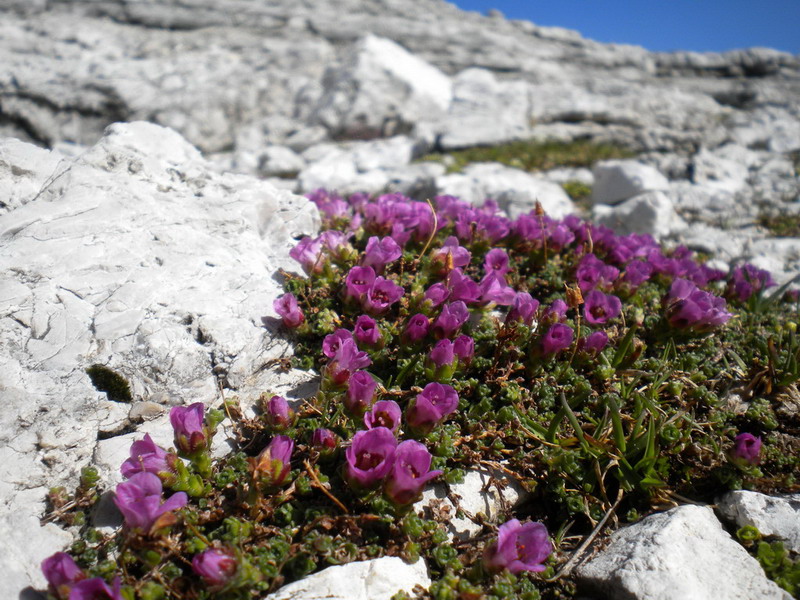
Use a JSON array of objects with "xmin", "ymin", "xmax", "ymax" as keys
[{"xmin": 451, "ymin": 1, "xmax": 800, "ymax": 54}]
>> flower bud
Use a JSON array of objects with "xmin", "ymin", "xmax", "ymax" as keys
[
  {"xmin": 170, "ymin": 403, "xmax": 211, "ymax": 456},
  {"xmin": 425, "ymin": 339, "xmax": 457, "ymax": 382},
  {"xmin": 345, "ymin": 371, "xmax": 379, "ymax": 416},
  {"xmin": 731, "ymin": 433, "xmax": 761, "ymax": 466},
  {"xmin": 252, "ymin": 435, "xmax": 294, "ymax": 491},
  {"xmin": 264, "ymin": 395, "xmax": 294, "ymax": 430},
  {"xmin": 192, "ymin": 548, "xmax": 238, "ymax": 588}
]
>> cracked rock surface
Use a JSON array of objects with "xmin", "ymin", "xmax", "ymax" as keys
[{"xmin": 0, "ymin": 122, "xmax": 318, "ymax": 597}]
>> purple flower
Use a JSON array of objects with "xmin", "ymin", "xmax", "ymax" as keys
[
  {"xmin": 665, "ymin": 279, "xmax": 732, "ymax": 332},
  {"xmin": 426, "ymin": 339, "xmax": 457, "ymax": 381},
  {"xmin": 289, "ymin": 236, "xmax": 325, "ymax": 275},
  {"xmin": 318, "ymin": 230, "xmax": 353, "ymax": 261},
  {"xmin": 273, "ymin": 293, "xmax": 305, "ymax": 328},
  {"xmin": 479, "ymin": 272, "xmax": 517, "ymax": 306},
  {"xmin": 362, "ymin": 276, "xmax": 404, "ymax": 316},
  {"xmin": 403, "ymin": 313, "xmax": 430, "ymax": 343},
  {"xmin": 432, "ymin": 301, "xmax": 469, "ymax": 338},
  {"xmin": 354, "ymin": 315, "xmax": 383, "ymax": 348},
  {"xmin": 170, "ymin": 403, "xmax": 210, "ymax": 455},
  {"xmin": 364, "ymin": 400, "xmax": 403, "ymax": 433},
  {"xmin": 252, "ymin": 435, "xmax": 294, "ymax": 489},
  {"xmin": 311, "ymin": 428, "xmax": 338, "ymax": 452},
  {"xmin": 483, "ymin": 520, "xmax": 552, "ymax": 574},
  {"xmin": 540, "ymin": 324, "xmax": 574, "ymax": 356},
  {"xmin": 506, "ymin": 292, "xmax": 539, "ymax": 327},
  {"xmin": 322, "ymin": 328, "xmax": 354, "ymax": 358},
  {"xmin": 576, "ymin": 254, "xmax": 619, "ymax": 292},
  {"xmin": 406, "ymin": 382, "xmax": 459, "ymax": 435},
  {"xmin": 345, "ymin": 427, "xmax": 398, "ymax": 489},
  {"xmin": 484, "ymin": 248, "xmax": 511, "ymax": 277},
  {"xmin": 42, "ymin": 552, "xmax": 84, "ymax": 595},
  {"xmin": 362, "ymin": 236, "xmax": 402, "ymax": 272},
  {"xmin": 729, "ymin": 264, "xmax": 775, "ymax": 302},
  {"xmin": 68, "ymin": 577, "xmax": 124, "ymax": 600},
  {"xmin": 265, "ymin": 395, "xmax": 294, "ymax": 430},
  {"xmin": 581, "ymin": 330, "xmax": 609, "ymax": 355},
  {"xmin": 344, "ymin": 266, "xmax": 376, "ymax": 302},
  {"xmin": 446, "ymin": 269, "xmax": 481, "ymax": 305},
  {"xmin": 453, "ymin": 334, "xmax": 475, "ymax": 365},
  {"xmin": 384, "ymin": 440, "xmax": 443, "ymax": 505},
  {"xmin": 120, "ymin": 434, "xmax": 174, "ymax": 481},
  {"xmin": 621, "ymin": 260, "xmax": 653, "ymax": 289},
  {"xmin": 542, "ymin": 299, "xmax": 568, "ymax": 325},
  {"xmin": 113, "ymin": 472, "xmax": 187, "ymax": 533},
  {"xmin": 324, "ymin": 338, "xmax": 372, "ymax": 387},
  {"xmin": 430, "ymin": 236, "xmax": 471, "ymax": 275},
  {"xmin": 423, "ymin": 283, "xmax": 450, "ymax": 308},
  {"xmin": 732, "ymin": 433, "xmax": 762, "ymax": 466},
  {"xmin": 192, "ymin": 548, "xmax": 238, "ymax": 588},
  {"xmin": 583, "ymin": 291, "xmax": 622, "ymax": 325},
  {"xmin": 346, "ymin": 370, "xmax": 379, "ymax": 416}
]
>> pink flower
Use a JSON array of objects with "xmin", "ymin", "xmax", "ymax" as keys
[
  {"xmin": 273, "ymin": 293, "xmax": 305, "ymax": 328},
  {"xmin": 732, "ymin": 433, "xmax": 762, "ymax": 466},
  {"xmin": 583, "ymin": 291, "xmax": 622, "ymax": 325},
  {"xmin": 345, "ymin": 427, "xmax": 397, "ymax": 489},
  {"xmin": 384, "ymin": 440, "xmax": 442, "ymax": 505},
  {"xmin": 120, "ymin": 434, "xmax": 174, "ymax": 481},
  {"xmin": 192, "ymin": 548, "xmax": 238, "ymax": 588},
  {"xmin": 364, "ymin": 400, "xmax": 402, "ymax": 433},
  {"xmin": 113, "ymin": 472, "xmax": 187, "ymax": 533},
  {"xmin": 41, "ymin": 552, "xmax": 84, "ymax": 597},
  {"xmin": 362, "ymin": 277, "xmax": 404, "ymax": 316},
  {"xmin": 322, "ymin": 329, "xmax": 354, "ymax": 358},
  {"xmin": 406, "ymin": 382, "xmax": 459, "ymax": 435},
  {"xmin": 540, "ymin": 324, "xmax": 573, "ymax": 356},
  {"xmin": 483, "ymin": 520, "xmax": 552, "ymax": 574},
  {"xmin": 68, "ymin": 577, "xmax": 124, "ymax": 600},
  {"xmin": 345, "ymin": 370, "xmax": 379, "ymax": 416},
  {"xmin": 362, "ymin": 236, "xmax": 402, "ymax": 272},
  {"xmin": 253, "ymin": 435, "xmax": 294, "ymax": 489},
  {"xmin": 170, "ymin": 403, "xmax": 210, "ymax": 455},
  {"xmin": 324, "ymin": 338, "xmax": 371, "ymax": 387}
]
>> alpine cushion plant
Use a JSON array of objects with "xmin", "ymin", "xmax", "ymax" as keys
[{"xmin": 40, "ymin": 186, "xmax": 800, "ymax": 600}]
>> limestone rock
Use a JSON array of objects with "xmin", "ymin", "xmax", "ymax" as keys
[
  {"xmin": 591, "ymin": 160, "xmax": 669, "ymax": 206},
  {"xmin": 436, "ymin": 163, "xmax": 575, "ymax": 218},
  {"xmin": 576, "ymin": 504, "xmax": 791, "ymax": 600},
  {"xmin": 416, "ymin": 469, "xmax": 526, "ymax": 541},
  {"xmin": 0, "ymin": 122, "xmax": 318, "ymax": 599},
  {"xmin": 261, "ymin": 556, "xmax": 430, "ymax": 600},
  {"xmin": 592, "ymin": 190, "xmax": 686, "ymax": 239},
  {"xmin": 311, "ymin": 34, "xmax": 452, "ymax": 139},
  {"xmin": 717, "ymin": 491, "xmax": 800, "ymax": 554},
  {"xmin": 436, "ymin": 68, "xmax": 533, "ymax": 150}
]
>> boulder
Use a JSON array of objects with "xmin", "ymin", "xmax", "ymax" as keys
[
  {"xmin": 591, "ymin": 160, "xmax": 669, "ymax": 205},
  {"xmin": 436, "ymin": 162, "xmax": 575, "ymax": 218},
  {"xmin": 592, "ymin": 190, "xmax": 686, "ymax": 239},
  {"xmin": 0, "ymin": 122, "xmax": 318, "ymax": 599},
  {"xmin": 717, "ymin": 491, "xmax": 800, "ymax": 554},
  {"xmin": 311, "ymin": 34, "xmax": 452, "ymax": 139},
  {"xmin": 436, "ymin": 68, "xmax": 533, "ymax": 150},
  {"xmin": 261, "ymin": 556, "xmax": 430, "ymax": 600},
  {"xmin": 576, "ymin": 504, "xmax": 791, "ymax": 600}
]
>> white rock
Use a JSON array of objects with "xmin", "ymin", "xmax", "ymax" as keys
[
  {"xmin": 312, "ymin": 34, "xmax": 452, "ymax": 138},
  {"xmin": 258, "ymin": 146, "xmax": 306, "ymax": 178},
  {"xmin": 691, "ymin": 147, "xmax": 751, "ymax": 195},
  {"xmin": 437, "ymin": 68, "xmax": 533, "ymax": 149},
  {"xmin": 261, "ymin": 556, "xmax": 430, "ymax": 600},
  {"xmin": 0, "ymin": 513, "xmax": 74, "ymax": 599},
  {"xmin": 717, "ymin": 491, "xmax": 800, "ymax": 554},
  {"xmin": 576, "ymin": 504, "xmax": 791, "ymax": 600},
  {"xmin": 591, "ymin": 160, "xmax": 669, "ymax": 206},
  {"xmin": 416, "ymin": 469, "xmax": 526, "ymax": 541},
  {"xmin": 0, "ymin": 122, "xmax": 319, "ymax": 597},
  {"xmin": 0, "ymin": 138, "xmax": 67, "ymax": 213},
  {"xmin": 436, "ymin": 162, "xmax": 575, "ymax": 218},
  {"xmin": 591, "ymin": 190, "xmax": 686, "ymax": 239}
]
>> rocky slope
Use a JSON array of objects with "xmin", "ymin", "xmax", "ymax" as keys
[{"xmin": 1, "ymin": 1, "xmax": 799, "ymax": 599}]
